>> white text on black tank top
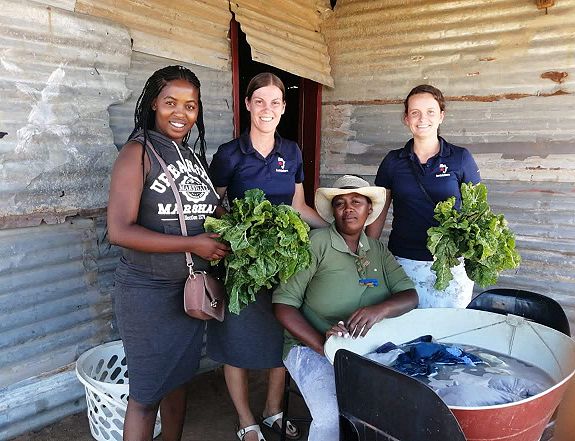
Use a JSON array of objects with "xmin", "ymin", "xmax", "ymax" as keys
[{"xmin": 149, "ymin": 144, "xmax": 217, "ymax": 221}]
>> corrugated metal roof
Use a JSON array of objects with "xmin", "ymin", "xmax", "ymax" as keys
[
  {"xmin": 109, "ymin": 51, "xmax": 234, "ymax": 159},
  {"xmin": 323, "ymin": 0, "xmax": 575, "ymax": 102},
  {"xmin": 231, "ymin": 0, "xmax": 335, "ymax": 87},
  {"xmin": 0, "ymin": 0, "xmax": 131, "ymax": 228},
  {"xmin": 75, "ymin": 0, "xmax": 232, "ymax": 71}
]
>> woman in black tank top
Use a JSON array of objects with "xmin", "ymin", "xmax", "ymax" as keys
[{"xmin": 107, "ymin": 66, "xmax": 230, "ymax": 441}]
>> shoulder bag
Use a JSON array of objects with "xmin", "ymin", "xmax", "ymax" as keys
[{"xmin": 146, "ymin": 141, "xmax": 225, "ymax": 321}]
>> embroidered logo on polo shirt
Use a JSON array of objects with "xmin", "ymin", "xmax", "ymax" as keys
[
  {"xmin": 275, "ymin": 156, "xmax": 289, "ymax": 173},
  {"xmin": 436, "ymin": 163, "xmax": 451, "ymax": 177}
]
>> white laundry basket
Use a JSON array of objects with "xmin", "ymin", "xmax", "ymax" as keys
[{"xmin": 75, "ymin": 340, "xmax": 161, "ymax": 441}]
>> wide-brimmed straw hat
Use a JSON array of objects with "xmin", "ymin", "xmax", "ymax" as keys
[{"xmin": 315, "ymin": 175, "xmax": 387, "ymax": 226}]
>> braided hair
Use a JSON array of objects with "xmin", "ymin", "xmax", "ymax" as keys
[{"xmin": 129, "ymin": 65, "xmax": 208, "ymax": 164}]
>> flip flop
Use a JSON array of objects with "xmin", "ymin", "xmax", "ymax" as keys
[
  {"xmin": 261, "ymin": 412, "xmax": 301, "ymax": 440},
  {"xmin": 236, "ymin": 424, "xmax": 266, "ymax": 441}
]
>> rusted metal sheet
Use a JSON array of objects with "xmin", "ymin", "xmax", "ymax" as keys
[
  {"xmin": 323, "ymin": 0, "xmax": 575, "ymax": 102},
  {"xmin": 0, "ymin": 0, "xmax": 131, "ymax": 228},
  {"xmin": 320, "ymin": 0, "xmax": 575, "ymax": 334},
  {"xmin": 109, "ymin": 51, "xmax": 234, "ymax": 158},
  {"xmin": 231, "ymin": 0, "xmax": 335, "ymax": 87},
  {"xmin": 321, "ymin": 96, "xmax": 575, "ymax": 182},
  {"xmin": 320, "ymin": 95, "xmax": 575, "ymax": 332},
  {"xmin": 75, "ymin": 0, "xmax": 232, "ymax": 71},
  {"xmin": 31, "ymin": 0, "xmax": 76, "ymax": 10}
]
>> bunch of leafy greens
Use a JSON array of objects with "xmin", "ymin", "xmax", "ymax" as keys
[
  {"xmin": 204, "ymin": 189, "xmax": 312, "ymax": 314},
  {"xmin": 427, "ymin": 182, "xmax": 521, "ymax": 290}
]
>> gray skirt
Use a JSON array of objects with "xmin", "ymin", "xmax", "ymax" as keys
[
  {"xmin": 113, "ymin": 263, "xmax": 205, "ymax": 405},
  {"xmin": 206, "ymin": 290, "xmax": 284, "ymax": 369}
]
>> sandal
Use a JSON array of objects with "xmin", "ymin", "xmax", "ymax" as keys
[
  {"xmin": 261, "ymin": 412, "xmax": 301, "ymax": 440},
  {"xmin": 236, "ymin": 424, "xmax": 266, "ymax": 441}
]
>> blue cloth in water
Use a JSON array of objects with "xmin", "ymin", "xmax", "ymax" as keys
[
  {"xmin": 375, "ymin": 334, "xmax": 432, "ymax": 354},
  {"xmin": 374, "ymin": 336, "xmax": 485, "ymax": 377},
  {"xmin": 369, "ymin": 336, "xmax": 548, "ymax": 406}
]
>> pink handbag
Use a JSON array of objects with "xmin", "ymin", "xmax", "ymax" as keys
[
  {"xmin": 148, "ymin": 142, "xmax": 226, "ymax": 322},
  {"xmin": 183, "ymin": 270, "xmax": 225, "ymax": 321}
]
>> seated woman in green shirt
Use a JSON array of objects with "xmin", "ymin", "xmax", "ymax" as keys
[{"xmin": 272, "ymin": 175, "xmax": 418, "ymax": 441}]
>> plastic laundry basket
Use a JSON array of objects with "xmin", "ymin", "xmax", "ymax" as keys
[{"xmin": 75, "ymin": 340, "xmax": 161, "ymax": 441}]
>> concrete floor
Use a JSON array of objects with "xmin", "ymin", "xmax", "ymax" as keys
[{"xmin": 12, "ymin": 368, "xmax": 311, "ymax": 441}]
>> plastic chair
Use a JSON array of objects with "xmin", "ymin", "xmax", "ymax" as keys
[
  {"xmin": 334, "ymin": 349, "xmax": 467, "ymax": 441},
  {"xmin": 467, "ymin": 288, "xmax": 570, "ymax": 336},
  {"xmin": 280, "ymin": 369, "xmax": 311, "ymax": 441}
]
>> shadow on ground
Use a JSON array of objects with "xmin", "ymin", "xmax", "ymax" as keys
[
  {"xmin": 13, "ymin": 368, "xmax": 311, "ymax": 441},
  {"xmin": 12, "ymin": 366, "xmax": 560, "ymax": 441}
]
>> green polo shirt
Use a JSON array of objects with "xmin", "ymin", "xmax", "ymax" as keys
[{"xmin": 272, "ymin": 223, "xmax": 415, "ymax": 358}]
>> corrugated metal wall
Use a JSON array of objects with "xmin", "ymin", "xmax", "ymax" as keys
[
  {"xmin": 4, "ymin": 0, "xmax": 574, "ymax": 437},
  {"xmin": 75, "ymin": 0, "xmax": 232, "ymax": 71},
  {"xmin": 323, "ymin": 0, "xmax": 575, "ymax": 101},
  {"xmin": 109, "ymin": 51, "xmax": 234, "ymax": 157},
  {"xmin": 31, "ymin": 0, "xmax": 75, "ymax": 10},
  {"xmin": 0, "ymin": 218, "xmax": 117, "ymax": 387},
  {"xmin": 0, "ymin": 0, "xmax": 131, "ymax": 228},
  {"xmin": 321, "ymin": 0, "xmax": 575, "ymax": 328},
  {"xmin": 0, "ymin": 1, "xmax": 233, "ymax": 438},
  {"xmin": 0, "ymin": 2, "xmax": 131, "ymax": 437},
  {"xmin": 231, "ymin": 0, "xmax": 335, "ymax": 86},
  {"xmin": 0, "ymin": 217, "xmax": 118, "ymax": 440},
  {"xmin": 322, "ymin": 96, "xmax": 575, "ymax": 180}
]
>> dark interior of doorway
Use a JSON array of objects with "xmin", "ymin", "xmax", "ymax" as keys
[{"xmin": 236, "ymin": 27, "xmax": 300, "ymax": 143}]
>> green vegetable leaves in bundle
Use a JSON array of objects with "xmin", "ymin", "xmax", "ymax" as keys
[
  {"xmin": 427, "ymin": 182, "xmax": 521, "ymax": 290},
  {"xmin": 204, "ymin": 189, "xmax": 312, "ymax": 314}
]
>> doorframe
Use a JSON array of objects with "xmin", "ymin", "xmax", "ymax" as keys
[
  {"xmin": 231, "ymin": 18, "xmax": 241, "ymax": 139},
  {"xmin": 230, "ymin": 18, "xmax": 322, "ymax": 206},
  {"xmin": 298, "ymin": 78, "xmax": 322, "ymax": 207}
]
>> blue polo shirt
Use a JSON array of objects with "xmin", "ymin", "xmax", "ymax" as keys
[
  {"xmin": 375, "ymin": 137, "xmax": 480, "ymax": 261},
  {"xmin": 209, "ymin": 131, "xmax": 304, "ymax": 205}
]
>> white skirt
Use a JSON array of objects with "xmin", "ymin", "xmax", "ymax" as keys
[{"xmin": 395, "ymin": 257, "xmax": 474, "ymax": 309}]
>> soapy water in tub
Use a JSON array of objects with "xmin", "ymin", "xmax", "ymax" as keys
[{"xmin": 366, "ymin": 341, "xmax": 554, "ymax": 407}]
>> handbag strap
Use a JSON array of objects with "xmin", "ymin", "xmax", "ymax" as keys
[
  {"xmin": 145, "ymin": 140, "xmax": 194, "ymax": 271},
  {"xmin": 408, "ymin": 159, "xmax": 436, "ymax": 206}
]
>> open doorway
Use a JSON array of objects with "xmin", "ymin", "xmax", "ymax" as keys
[{"xmin": 230, "ymin": 19, "xmax": 322, "ymax": 206}]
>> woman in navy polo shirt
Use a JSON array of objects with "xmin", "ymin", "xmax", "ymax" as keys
[
  {"xmin": 207, "ymin": 72, "xmax": 326, "ymax": 441},
  {"xmin": 366, "ymin": 84, "xmax": 481, "ymax": 309}
]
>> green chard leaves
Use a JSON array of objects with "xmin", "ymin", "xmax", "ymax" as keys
[
  {"xmin": 427, "ymin": 182, "xmax": 521, "ymax": 290},
  {"xmin": 204, "ymin": 189, "xmax": 312, "ymax": 314}
]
